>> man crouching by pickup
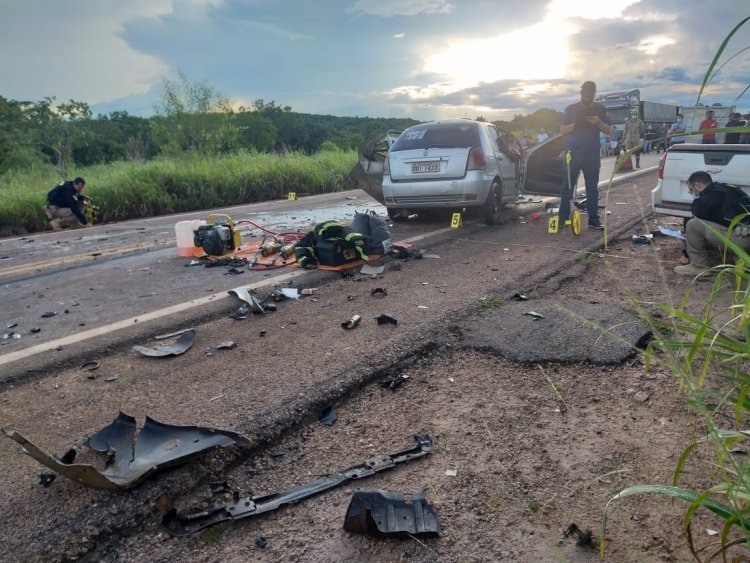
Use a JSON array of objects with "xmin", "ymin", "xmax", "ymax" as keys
[
  {"xmin": 44, "ymin": 177, "xmax": 92, "ymax": 231},
  {"xmin": 675, "ymin": 170, "xmax": 750, "ymax": 276}
]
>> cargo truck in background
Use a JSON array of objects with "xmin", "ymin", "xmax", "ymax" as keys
[{"xmin": 595, "ymin": 88, "xmax": 678, "ymax": 131}]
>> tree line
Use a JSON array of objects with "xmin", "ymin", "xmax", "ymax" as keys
[{"xmin": 0, "ymin": 73, "xmax": 563, "ymax": 178}]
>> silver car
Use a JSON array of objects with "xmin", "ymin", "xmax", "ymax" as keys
[{"xmin": 382, "ymin": 119, "xmax": 524, "ymax": 225}]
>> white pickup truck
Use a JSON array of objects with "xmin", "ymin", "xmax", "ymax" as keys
[
  {"xmin": 651, "ymin": 143, "xmax": 750, "ymax": 217},
  {"xmin": 651, "ymin": 143, "xmax": 750, "ymax": 218}
]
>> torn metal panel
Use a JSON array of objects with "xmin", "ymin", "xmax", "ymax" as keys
[
  {"xmin": 343, "ymin": 489, "xmax": 440, "ymax": 538},
  {"xmin": 3, "ymin": 412, "xmax": 252, "ymax": 490},
  {"xmin": 132, "ymin": 329, "xmax": 196, "ymax": 357},
  {"xmin": 228, "ymin": 286, "xmax": 266, "ymax": 314},
  {"xmin": 161, "ymin": 433, "xmax": 433, "ymax": 535}
]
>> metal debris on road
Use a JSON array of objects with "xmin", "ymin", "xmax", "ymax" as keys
[
  {"xmin": 375, "ymin": 314, "xmax": 398, "ymax": 326},
  {"xmin": 132, "ymin": 329, "xmax": 196, "ymax": 357},
  {"xmin": 343, "ymin": 489, "xmax": 440, "ymax": 538},
  {"xmin": 2, "ymin": 411, "xmax": 252, "ymax": 490},
  {"xmin": 524, "ymin": 311, "xmax": 544, "ymax": 319},
  {"xmin": 341, "ymin": 314, "xmax": 361, "ymax": 329}
]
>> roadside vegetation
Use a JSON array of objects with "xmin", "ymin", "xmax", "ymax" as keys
[
  {"xmin": 0, "ymin": 71, "xmax": 562, "ymax": 233},
  {"xmin": 600, "ymin": 17, "xmax": 750, "ymax": 562}
]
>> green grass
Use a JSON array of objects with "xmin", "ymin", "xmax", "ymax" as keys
[{"xmin": 0, "ymin": 147, "xmax": 358, "ymax": 232}]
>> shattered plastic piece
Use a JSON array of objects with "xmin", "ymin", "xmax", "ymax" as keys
[
  {"xmin": 632, "ymin": 234, "xmax": 653, "ymax": 245},
  {"xmin": 375, "ymin": 314, "xmax": 398, "ymax": 326},
  {"xmin": 371, "ymin": 287, "xmax": 387, "ymax": 298},
  {"xmin": 216, "ymin": 340, "xmax": 236, "ymax": 350},
  {"xmin": 230, "ymin": 304, "xmax": 249, "ymax": 320},
  {"xmin": 524, "ymin": 311, "xmax": 544, "ymax": 320},
  {"xmin": 361, "ymin": 264, "xmax": 385, "ymax": 276},
  {"xmin": 160, "ymin": 433, "xmax": 433, "ymax": 535},
  {"xmin": 341, "ymin": 315, "xmax": 361, "ymax": 329},
  {"xmin": 280, "ymin": 287, "xmax": 300, "ymax": 299},
  {"xmin": 300, "ymin": 288, "xmax": 318, "ymax": 296},
  {"xmin": 343, "ymin": 489, "xmax": 440, "ymax": 538},
  {"xmin": 228, "ymin": 286, "xmax": 265, "ymax": 314},
  {"xmin": 320, "ymin": 406, "xmax": 338, "ymax": 426},
  {"xmin": 381, "ymin": 374, "xmax": 409, "ymax": 390},
  {"xmin": 511, "ymin": 293, "xmax": 529, "ymax": 301},
  {"xmin": 3, "ymin": 412, "xmax": 252, "ymax": 490},
  {"xmin": 104, "ymin": 375, "xmax": 119, "ymax": 382},
  {"xmin": 38, "ymin": 473, "xmax": 56, "ymax": 487},
  {"xmin": 41, "ymin": 311, "xmax": 57, "ymax": 318},
  {"xmin": 445, "ymin": 469, "xmax": 457, "ymax": 477},
  {"xmin": 255, "ymin": 536, "xmax": 268, "ymax": 549},
  {"xmin": 132, "ymin": 329, "xmax": 196, "ymax": 357},
  {"xmin": 80, "ymin": 360, "xmax": 100, "ymax": 371}
]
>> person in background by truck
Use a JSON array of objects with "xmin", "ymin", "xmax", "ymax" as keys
[
  {"xmin": 725, "ymin": 112, "xmax": 744, "ymax": 144},
  {"xmin": 559, "ymin": 80, "xmax": 612, "ymax": 230},
  {"xmin": 623, "ymin": 112, "xmax": 645, "ymax": 168},
  {"xmin": 643, "ymin": 124, "xmax": 655, "ymax": 154},
  {"xmin": 674, "ymin": 170, "xmax": 750, "ymax": 276},
  {"xmin": 699, "ymin": 109, "xmax": 719, "ymax": 144},
  {"xmin": 668, "ymin": 114, "xmax": 686, "ymax": 148}
]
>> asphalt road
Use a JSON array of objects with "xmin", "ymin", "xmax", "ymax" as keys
[{"xmin": 0, "ymin": 153, "xmax": 660, "ymax": 379}]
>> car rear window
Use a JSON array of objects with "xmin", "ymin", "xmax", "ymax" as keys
[{"xmin": 391, "ymin": 122, "xmax": 480, "ymax": 151}]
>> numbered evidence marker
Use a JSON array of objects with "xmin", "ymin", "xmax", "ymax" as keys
[
  {"xmin": 548, "ymin": 215, "xmax": 560, "ymax": 234},
  {"xmin": 287, "ymin": 192, "xmax": 297, "ymax": 201},
  {"xmin": 450, "ymin": 212, "xmax": 463, "ymax": 228}
]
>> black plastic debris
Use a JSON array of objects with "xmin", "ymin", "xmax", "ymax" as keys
[
  {"xmin": 41, "ymin": 311, "xmax": 57, "ymax": 318},
  {"xmin": 224, "ymin": 267, "xmax": 245, "ymax": 275},
  {"xmin": 38, "ymin": 473, "xmax": 56, "ymax": 487},
  {"xmin": 216, "ymin": 341, "xmax": 236, "ymax": 350},
  {"xmin": 319, "ymin": 406, "xmax": 337, "ymax": 426},
  {"xmin": 563, "ymin": 523, "xmax": 597, "ymax": 548},
  {"xmin": 375, "ymin": 314, "xmax": 398, "ymax": 326},
  {"xmin": 381, "ymin": 374, "xmax": 409, "ymax": 391},
  {"xmin": 132, "ymin": 329, "xmax": 196, "ymax": 357},
  {"xmin": 343, "ymin": 489, "xmax": 440, "ymax": 538},
  {"xmin": 341, "ymin": 315, "xmax": 361, "ymax": 329},
  {"xmin": 230, "ymin": 304, "xmax": 250, "ymax": 320},
  {"xmin": 511, "ymin": 292, "xmax": 529, "ymax": 301},
  {"xmin": 632, "ymin": 234, "xmax": 653, "ymax": 245},
  {"xmin": 371, "ymin": 287, "xmax": 387, "ymax": 298},
  {"xmin": 255, "ymin": 537, "xmax": 268, "ymax": 549}
]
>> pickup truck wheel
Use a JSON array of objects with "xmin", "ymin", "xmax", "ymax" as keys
[{"xmin": 482, "ymin": 182, "xmax": 502, "ymax": 226}]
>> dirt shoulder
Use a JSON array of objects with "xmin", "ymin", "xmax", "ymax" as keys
[{"xmin": 0, "ymin": 174, "xmax": 732, "ymax": 562}]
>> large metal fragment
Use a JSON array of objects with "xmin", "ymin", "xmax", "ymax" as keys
[{"xmin": 3, "ymin": 412, "xmax": 252, "ymax": 489}]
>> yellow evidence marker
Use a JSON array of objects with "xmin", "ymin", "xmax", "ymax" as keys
[
  {"xmin": 287, "ymin": 192, "xmax": 297, "ymax": 201},
  {"xmin": 548, "ymin": 215, "xmax": 559, "ymax": 234},
  {"xmin": 450, "ymin": 212, "xmax": 463, "ymax": 228}
]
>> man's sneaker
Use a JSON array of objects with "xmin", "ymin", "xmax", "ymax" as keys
[
  {"xmin": 588, "ymin": 221, "xmax": 604, "ymax": 230},
  {"xmin": 674, "ymin": 263, "xmax": 712, "ymax": 276},
  {"xmin": 49, "ymin": 218, "xmax": 62, "ymax": 232}
]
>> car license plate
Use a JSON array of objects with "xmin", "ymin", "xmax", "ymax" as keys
[{"xmin": 411, "ymin": 161, "xmax": 440, "ymax": 173}]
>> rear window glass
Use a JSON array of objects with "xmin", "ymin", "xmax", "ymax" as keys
[{"xmin": 391, "ymin": 122, "xmax": 480, "ymax": 151}]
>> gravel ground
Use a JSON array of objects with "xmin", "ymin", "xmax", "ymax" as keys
[{"xmin": 1, "ymin": 177, "xmax": 744, "ymax": 562}]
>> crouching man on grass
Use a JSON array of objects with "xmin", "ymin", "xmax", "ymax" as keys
[{"xmin": 675, "ymin": 170, "xmax": 750, "ymax": 276}]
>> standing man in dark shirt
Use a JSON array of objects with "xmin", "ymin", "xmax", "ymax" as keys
[
  {"xmin": 725, "ymin": 112, "xmax": 744, "ymax": 144},
  {"xmin": 44, "ymin": 177, "xmax": 92, "ymax": 231},
  {"xmin": 559, "ymin": 80, "xmax": 612, "ymax": 230},
  {"xmin": 674, "ymin": 170, "xmax": 750, "ymax": 276}
]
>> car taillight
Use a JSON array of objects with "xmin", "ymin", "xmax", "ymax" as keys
[
  {"xmin": 384, "ymin": 155, "xmax": 390, "ymax": 175},
  {"xmin": 467, "ymin": 146, "xmax": 486, "ymax": 170},
  {"xmin": 657, "ymin": 151, "xmax": 666, "ymax": 180}
]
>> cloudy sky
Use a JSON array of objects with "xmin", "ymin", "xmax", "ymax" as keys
[{"xmin": 2, "ymin": 1, "xmax": 749, "ymax": 121}]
